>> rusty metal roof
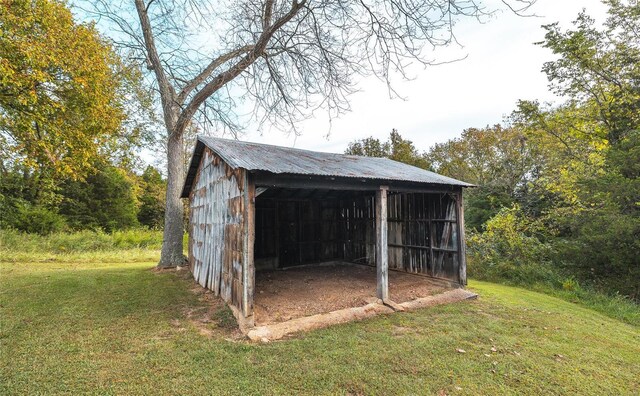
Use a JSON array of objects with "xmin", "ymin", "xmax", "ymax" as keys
[{"xmin": 181, "ymin": 136, "xmax": 473, "ymax": 197}]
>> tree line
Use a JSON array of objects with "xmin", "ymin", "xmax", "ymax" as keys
[
  {"xmin": 0, "ymin": 0, "xmax": 165, "ymax": 234},
  {"xmin": 0, "ymin": 162, "xmax": 166, "ymax": 234},
  {"xmin": 347, "ymin": 1, "xmax": 639, "ymax": 300}
]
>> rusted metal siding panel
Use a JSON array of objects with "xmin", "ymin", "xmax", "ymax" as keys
[{"xmin": 188, "ymin": 148, "xmax": 246, "ymax": 315}]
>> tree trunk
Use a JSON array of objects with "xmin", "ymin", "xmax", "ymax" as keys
[{"xmin": 158, "ymin": 129, "xmax": 185, "ymax": 268}]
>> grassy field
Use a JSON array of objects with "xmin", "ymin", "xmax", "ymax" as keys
[{"xmin": 1, "ymin": 251, "xmax": 639, "ymax": 395}]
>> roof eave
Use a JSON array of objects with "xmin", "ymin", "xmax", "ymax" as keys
[{"xmin": 180, "ymin": 139, "xmax": 206, "ymax": 198}]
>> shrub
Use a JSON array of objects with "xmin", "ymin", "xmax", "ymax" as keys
[
  {"xmin": 0, "ymin": 198, "xmax": 66, "ymax": 235},
  {"xmin": 467, "ymin": 205, "xmax": 558, "ymax": 286},
  {"xmin": 562, "ymin": 277, "xmax": 579, "ymax": 291},
  {"xmin": 552, "ymin": 209, "xmax": 640, "ymax": 300}
]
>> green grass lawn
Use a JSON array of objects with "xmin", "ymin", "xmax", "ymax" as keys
[{"xmin": 1, "ymin": 257, "xmax": 639, "ymax": 395}]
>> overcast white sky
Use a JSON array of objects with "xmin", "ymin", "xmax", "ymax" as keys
[{"xmin": 237, "ymin": 0, "xmax": 608, "ymax": 154}]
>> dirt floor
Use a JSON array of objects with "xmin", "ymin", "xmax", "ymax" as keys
[{"xmin": 254, "ymin": 263, "xmax": 452, "ymax": 325}]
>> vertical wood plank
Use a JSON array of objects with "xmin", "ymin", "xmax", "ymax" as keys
[
  {"xmin": 274, "ymin": 201, "xmax": 280, "ymax": 268},
  {"xmin": 188, "ymin": 148, "xmax": 244, "ymax": 312},
  {"xmin": 455, "ymin": 190, "xmax": 467, "ymax": 286},
  {"xmin": 242, "ymin": 172, "xmax": 256, "ymax": 320},
  {"xmin": 428, "ymin": 194, "xmax": 435, "ymax": 277},
  {"xmin": 376, "ymin": 186, "xmax": 389, "ymax": 300}
]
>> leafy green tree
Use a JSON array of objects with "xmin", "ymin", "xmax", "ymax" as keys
[
  {"xmin": 388, "ymin": 130, "xmax": 431, "ymax": 170},
  {"xmin": 510, "ymin": 101, "xmax": 608, "ymax": 215},
  {"xmin": 345, "ymin": 137, "xmax": 389, "ymax": 158},
  {"xmin": 467, "ymin": 205, "xmax": 554, "ymax": 285},
  {"xmin": 0, "ymin": 0, "xmax": 152, "ymax": 180},
  {"xmin": 426, "ymin": 125, "xmax": 538, "ymax": 229},
  {"xmin": 137, "ymin": 166, "xmax": 166, "ymax": 229},
  {"xmin": 427, "ymin": 126, "xmax": 529, "ymax": 187},
  {"xmin": 59, "ymin": 163, "xmax": 140, "ymax": 232},
  {"xmin": 548, "ymin": 128, "xmax": 640, "ymax": 299},
  {"xmin": 487, "ymin": 1, "xmax": 640, "ymax": 299},
  {"xmin": 0, "ymin": 0, "xmax": 155, "ymax": 234},
  {"xmin": 345, "ymin": 129, "xmax": 430, "ymax": 169},
  {"xmin": 0, "ymin": 163, "xmax": 66, "ymax": 234},
  {"xmin": 539, "ymin": 0, "xmax": 640, "ymax": 144}
]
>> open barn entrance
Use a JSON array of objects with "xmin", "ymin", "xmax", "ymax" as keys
[
  {"xmin": 254, "ymin": 188, "xmax": 376, "ymax": 270},
  {"xmin": 252, "ymin": 187, "xmax": 462, "ymax": 325}
]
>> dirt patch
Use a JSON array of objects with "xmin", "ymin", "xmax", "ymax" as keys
[
  {"xmin": 174, "ymin": 273, "xmax": 246, "ymax": 341},
  {"xmin": 254, "ymin": 263, "xmax": 451, "ymax": 325}
]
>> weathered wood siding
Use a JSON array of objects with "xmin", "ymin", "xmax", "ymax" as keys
[
  {"xmin": 339, "ymin": 196, "xmax": 376, "ymax": 265},
  {"xmin": 189, "ymin": 148, "xmax": 250, "ymax": 316},
  {"xmin": 387, "ymin": 192, "xmax": 460, "ymax": 281},
  {"xmin": 339, "ymin": 191, "xmax": 462, "ymax": 282}
]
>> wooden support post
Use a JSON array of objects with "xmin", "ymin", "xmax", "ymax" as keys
[
  {"xmin": 376, "ymin": 186, "xmax": 389, "ymax": 300},
  {"xmin": 242, "ymin": 173, "xmax": 256, "ymax": 325},
  {"xmin": 274, "ymin": 201, "xmax": 280, "ymax": 269},
  {"xmin": 429, "ymin": 195, "xmax": 436, "ymax": 278},
  {"xmin": 455, "ymin": 191, "xmax": 467, "ymax": 286}
]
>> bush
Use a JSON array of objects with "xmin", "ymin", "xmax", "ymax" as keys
[
  {"xmin": 552, "ymin": 209, "xmax": 640, "ymax": 300},
  {"xmin": 466, "ymin": 205, "xmax": 639, "ymax": 323},
  {"xmin": 137, "ymin": 166, "xmax": 166, "ymax": 229},
  {"xmin": 59, "ymin": 165, "xmax": 140, "ymax": 232},
  {"xmin": 467, "ymin": 205, "xmax": 558, "ymax": 286},
  {"xmin": 0, "ymin": 197, "xmax": 66, "ymax": 235}
]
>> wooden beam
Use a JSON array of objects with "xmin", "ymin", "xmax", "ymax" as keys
[
  {"xmin": 429, "ymin": 195, "xmax": 435, "ymax": 278},
  {"xmin": 376, "ymin": 186, "xmax": 389, "ymax": 300},
  {"xmin": 242, "ymin": 173, "xmax": 256, "ymax": 324},
  {"xmin": 455, "ymin": 192, "xmax": 467, "ymax": 286},
  {"xmin": 253, "ymin": 172, "xmax": 465, "ymax": 194},
  {"xmin": 274, "ymin": 200, "xmax": 280, "ymax": 269}
]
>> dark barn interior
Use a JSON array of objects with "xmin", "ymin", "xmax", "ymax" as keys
[{"xmin": 254, "ymin": 188, "xmax": 461, "ymax": 281}]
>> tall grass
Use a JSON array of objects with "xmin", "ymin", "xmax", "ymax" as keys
[
  {"xmin": 467, "ymin": 241, "xmax": 639, "ymax": 326},
  {"xmin": 0, "ymin": 228, "xmax": 176, "ymax": 263},
  {"xmin": 465, "ymin": 208, "xmax": 639, "ymax": 325},
  {"xmin": 0, "ymin": 228, "xmax": 163, "ymax": 253}
]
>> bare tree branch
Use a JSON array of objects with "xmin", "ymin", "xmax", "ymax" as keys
[
  {"xmin": 177, "ymin": 45, "xmax": 255, "ymax": 103},
  {"xmin": 174, "ymin": 0, "xmax": 307, "ymax": 135}
]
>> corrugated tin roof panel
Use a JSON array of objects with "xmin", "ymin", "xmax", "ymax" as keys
[{"xmin": 197, "ymin": 136, "xmax": 473, "ymax": 186}]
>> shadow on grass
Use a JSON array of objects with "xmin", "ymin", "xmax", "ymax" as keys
[{"xmin": 0, "ymin": 262, "xmax": 238, "ymax": 341}]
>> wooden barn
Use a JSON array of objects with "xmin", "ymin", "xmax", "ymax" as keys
[{"xmin": 181, "ymin": 137, "xmax": 473, "ymax": 329}]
